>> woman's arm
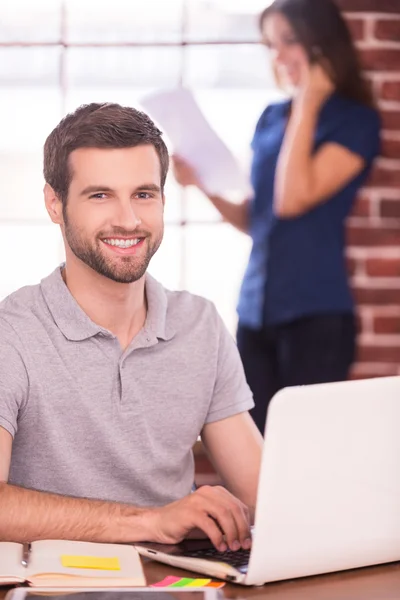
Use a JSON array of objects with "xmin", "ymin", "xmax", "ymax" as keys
[
  {"xmin": 198, "ymin": 190, "xmax": 250, "ymax": 234},
  {"xmin": 274, "ymin": 64, "xmax": 365, "ymax": 219},
  {"xmin": 172, "ymin": 156, "xmax": 250, "ymax": 234}
]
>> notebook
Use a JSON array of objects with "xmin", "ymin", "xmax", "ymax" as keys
[{"xmin": 0, "ymin": 540, "xmax": 146, "ymax": 587}]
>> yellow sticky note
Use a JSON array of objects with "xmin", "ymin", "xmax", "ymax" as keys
[
  {"xmin": 186, "ymin": 579, "xmax": 212, "ymax": 587},
  {"xmin": 61, "ymin": 555, "xmax": 121, "ymax": 570}
]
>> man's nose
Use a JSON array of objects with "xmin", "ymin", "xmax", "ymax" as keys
[{"xmin": 114, "ymin": 199, "xmax": 141, "ymax": 230}]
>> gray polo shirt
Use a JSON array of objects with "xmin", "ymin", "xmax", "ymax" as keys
[{"xmin": 0, "ymin": 266, "xmax": 253, "ymax": 507}]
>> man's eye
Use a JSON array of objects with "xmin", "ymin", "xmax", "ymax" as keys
[
  {"xmin": 89, "ymin": 193, "xmax": 107, "ymax": 199},
  {"xmin": 137, "ymin": 192, "xmax": 152, "ymax": 199}
]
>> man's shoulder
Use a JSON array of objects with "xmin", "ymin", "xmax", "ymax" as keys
[
  {"xmin": 0, "ymin": 282, "xmax": 42, "ymax": 333},
  {"xmin": 146, "ymin": 274, "xmax": 225, "ymax": 343},
  {"xmin": 165, "ymin": 287, "xmax": 219, "ymax": 328}
]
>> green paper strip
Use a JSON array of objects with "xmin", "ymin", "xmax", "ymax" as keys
[{"xmin": 170, "ymin": 578, "xmax": 195, "ymax": 587}]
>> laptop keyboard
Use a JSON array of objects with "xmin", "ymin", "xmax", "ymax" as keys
[{"xmin": 183, "ymin": 547, "xmax": 250, "ymax": 573}]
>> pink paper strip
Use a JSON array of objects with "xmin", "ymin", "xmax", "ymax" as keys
[{"xmin": 151, "ymin": 576, "xmax": 181, "ymax": 587}]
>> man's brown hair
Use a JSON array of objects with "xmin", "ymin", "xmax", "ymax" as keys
[{"xmin": 43, "ymin": 102, "xmax": 169, "ymax": 204}]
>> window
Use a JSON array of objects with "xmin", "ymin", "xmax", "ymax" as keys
[{"xmin": 0, "ymin": 0, "xmax": 280, "ymax": 332}]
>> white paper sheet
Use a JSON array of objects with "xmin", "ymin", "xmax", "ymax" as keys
[{"xmin": 140, "ymin": 87, "xmax": 250, "ymax": 196}]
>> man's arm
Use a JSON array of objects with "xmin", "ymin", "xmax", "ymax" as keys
[
  {"xmin": 0, "ymin": 427, "xmax": 251, "ymax": 550},
  {"xmin": 199, "ymin": 308, "xmax": 263, "ymax": 520},
  {"xmin": 0, "ymin": 427, "xmax": 12, "ymax": 483},
  {"xmin": 201, "ymin": 412, "xmax": 263, "ymax": 519},
  {"xmin": 0, "ymin": 480, "xmax": 149, "ymax": 543},
  {"xmin": 0, "ymin": 426, "xmax": 147, "ymax": 542}
]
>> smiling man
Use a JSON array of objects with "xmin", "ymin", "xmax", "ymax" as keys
[{"xmin": 0, "ymin": 103, "xmax": 262, "ymax": 551}]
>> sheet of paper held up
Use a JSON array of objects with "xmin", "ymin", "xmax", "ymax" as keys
[{"xmin": 140, "ymin": 88, "xmax": 251, "ymax": 197}]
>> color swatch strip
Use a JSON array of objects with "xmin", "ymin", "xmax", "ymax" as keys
[{"xmin": 151, "ymin": 575, "xmax": 225, "ymax": 588}]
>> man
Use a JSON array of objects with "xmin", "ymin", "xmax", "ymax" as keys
[{"xmin": 0, "ymin": 103, "xmax": 262, "ymax": 552}]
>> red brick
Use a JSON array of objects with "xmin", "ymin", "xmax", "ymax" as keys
[
  {"xmin": 380, "ymin": 198, "xmax": 400, "ymax": 218},
  {"xmin": 368, "ymin": 166, "xmax": 400, "ymax": 187},
  {"xmin": 195, "ymin": 473, "xmax": 222, "ymax": 487},
  {"xmin": 194, "ymin": 454, "xmax": 215, "ymax": 474},
  {"xmin": 360, "ymin": 48, "xmax": 400, "ymax": 71},
  {"xmin": 347, "ymin": 224, "xmax": 400, "ymax": 246},
  {"xmin": 358, "ymin": 344, "xmax": 400, "ymax": 363},
  {"xmin": 346, "ymin": 17, "xmax": 365, "ymax": 41},
  {"xmin": 351, "ymin": 196, "xmax": 371, "ymax": 217},
  {"xmin": 373, "ymin": 315, "xmax": 400, "ymax": 334},
  {"xmin": 366, "ymin": 257, "xmax": 400, "ymax": 276},
  {"xmin": 353, "ymin": 286, "xmax": 400, "ymax": 305},
  {"xmin": 350, "ymin": 365, "xmax": 399, "ymax": 379},
  {"xmin": 338, "ymin": 0, "xmax": 400, "ymax": 11},
  {"xmin": 381, "ymin": 139, "xmax": 400, "ymax": 159},
  {"xmin": 381, "ymin": 81, "xmax": 400, "ymax": 102},
  {"xmin": 381, "ymin": 110, "xmax": 400, "ymax": 131},
  {"xmin": 194, "ymin": 450, "xmax": 221, "ymax": 486},
  {"xmin": 374, "ymin": 19, "xmax": 400, "ymax": 42}
]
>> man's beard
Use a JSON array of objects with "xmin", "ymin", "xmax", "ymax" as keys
[{"xmin": 63, "ymin": 212, "xmax": 163, "ymax": 284}]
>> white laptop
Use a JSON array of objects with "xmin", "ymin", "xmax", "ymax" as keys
[{"xmin": 136, "ymin": 376, "xmax": 400, "ymax": 585}]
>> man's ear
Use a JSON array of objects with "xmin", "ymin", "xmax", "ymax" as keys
[{"xmin": 44, "ymin": 183, "xmax": 64, "ymax": 225}]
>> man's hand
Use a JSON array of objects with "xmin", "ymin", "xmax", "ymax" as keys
[{"xmin": 147, "ymin": 486, "xmax": 252, "ymax": 552}]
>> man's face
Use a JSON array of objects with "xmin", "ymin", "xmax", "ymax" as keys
[{"xmin": 62, "ymin": 145, "xmax": 164, "ymax": 284}]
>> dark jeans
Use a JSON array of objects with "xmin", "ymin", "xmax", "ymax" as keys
[{"xmin": 237, "ymin": 313, "xmax": 356, "ymax": 434}]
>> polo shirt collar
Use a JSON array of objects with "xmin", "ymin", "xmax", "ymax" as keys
[
  {"xmin": 143, "ymin": 272, "xmax": 175, "ymax": 342},
  {"xmin": 40, "ymin": 266, "xmax": 175, "ymax": 343}
]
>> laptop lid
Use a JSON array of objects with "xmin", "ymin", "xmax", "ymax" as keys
[{"xmin": 246, "ymin": 376, "xmax": 400, "ymax": 585}]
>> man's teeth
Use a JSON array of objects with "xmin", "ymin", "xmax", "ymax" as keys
[{"xmin": 104, "ymin": 238, "xmax": 141, "ymax": 248}]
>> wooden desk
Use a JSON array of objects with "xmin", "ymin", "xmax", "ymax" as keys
[
  {"xmin": 1, "ymin": 560, "xmax": 400, "ymax": 600},
  {"xmin": 144, "ymin": 560, "xmax": 400, "ymax": 599}
]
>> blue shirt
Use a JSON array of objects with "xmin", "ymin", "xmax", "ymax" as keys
[{"xmin": 237, "ymin": 93, "xmax": 381, "ymax": 329}]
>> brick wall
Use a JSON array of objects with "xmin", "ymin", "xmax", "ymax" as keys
[{"xmin": 337, "ymin": 0, "xmax": 400, "ymax": 379}]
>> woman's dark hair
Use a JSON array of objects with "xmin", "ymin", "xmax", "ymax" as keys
[{"xmin": 259, "ymin": 0, "xmax": 374, "ymax": 108}]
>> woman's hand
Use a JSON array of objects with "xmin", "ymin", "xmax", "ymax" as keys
[
  {"xmin": 171, "ymin": 154, "xmax": 249, "ymax": 233},
  {"xmin": 297, "ymin": 62, "xmax": 335, "ymax": 110},
  {"xmin": 171, "ymin": 155, "xmax": 201, "ymax": 188}
]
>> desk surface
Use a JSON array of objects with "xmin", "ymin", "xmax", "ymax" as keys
[
  {"xmin": 2, "ymin": 559, "xmax": 400, "ymax": 600},
  {"xmin": 145, "ymin": 560, "xmax": 400, "ymax": 599}
]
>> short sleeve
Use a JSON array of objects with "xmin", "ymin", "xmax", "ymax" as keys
[
  {"xmin": 0, "ymin": 319, "xmax": 29, "ymax": 437},
  {"xmin": 205, "ymin": 314, "xmax": 254, "ymax": 424},
  {"xmin": 251, "ymin": 104, "xmax": 273, "ymax": 150},
  {"xmin": 324, "ymin": 105, "xmax": 381, "ymax": 166}
]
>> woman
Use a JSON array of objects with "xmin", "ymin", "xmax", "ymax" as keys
[{"xmin": 173, "ymin": 0, "xmax": 381, "ymax": 433}]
